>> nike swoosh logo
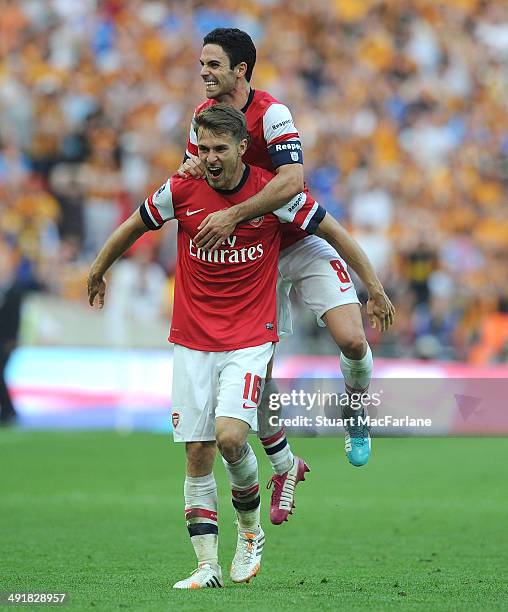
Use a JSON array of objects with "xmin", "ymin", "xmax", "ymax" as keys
[
  {"xmin": 186, "ymin": 208, "xmax": 205, "ymax": 216},
  {"xmin": 242, "ymin": 402, "xmax": 256, "ymax": 409},
  {"xmin": 340, "ymin": 285, "xmax": 353, "ymax": 293}
]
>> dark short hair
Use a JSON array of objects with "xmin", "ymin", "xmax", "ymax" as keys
[
  {"xmin": 203, "ymin": 28, "xmax": 256, "ymax": 82},
  {"xmin": 194, "ymin": 104, "xmax": 250, "ymax": 143}
]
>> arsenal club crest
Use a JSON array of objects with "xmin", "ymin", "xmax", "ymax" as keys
[
  {"xmin": 249, "ymin": 216, "xmax": 264, "ymax": 227},
  {"xmin": 172, "ymin": 412, "xmax": 180, "ymax": 428}
]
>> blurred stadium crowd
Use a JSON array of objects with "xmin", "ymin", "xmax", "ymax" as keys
[{"xmin": 1, "ymin": 0, "xmax": 508, "ymax": 362}]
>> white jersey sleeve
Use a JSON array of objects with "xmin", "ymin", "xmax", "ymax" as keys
[
  {"xmin": 139, "ymin": 179, "xmax": 175, "ymax": 230},
  {"xmin": 274, "ymin": 192, "xmax": 326, "ymax": 233},
  {"xmin": 263, "ymin": 103, "xmax": 303, "ymax": 168},
  {"xmin": 185, "ymin": 115, "xmax": 198, "ymax": 158}
]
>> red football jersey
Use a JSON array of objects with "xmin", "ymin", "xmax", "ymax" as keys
[
  {"xmin": 139, "ymin": 165, "xmax": 325, "ymax": 351},
  {"xmin": 185, "ymin": 89, "xmax": 310, "ymax": 250}
]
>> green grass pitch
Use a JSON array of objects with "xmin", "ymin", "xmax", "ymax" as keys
[{"xmin": 1, "ymin": 431, "xmax": 507, "ymax": 611}]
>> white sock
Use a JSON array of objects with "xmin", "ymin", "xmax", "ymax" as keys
[
  {"xmin": 257, "ymin": 379, "xmax": 294, "ymax": 475},
  {"xmin": 340, "ymin": 344, "xmax": 373, "ymax": 417},
  {"xmin": 222, "ymin": 444, "xmax": 260, "ymax": 532},
  {"xmin": 184, "ymin": 473, "xmax": 218, "ymax": 565},
  {"xmin": 260, "ymin": 429, "xmax": 294, "ymax": 475}
]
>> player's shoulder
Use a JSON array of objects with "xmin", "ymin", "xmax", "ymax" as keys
[
  {"xmin": 169, "ymin": 173, "xmax": 211, "ymax": 198},
  {"xmin": 170, "ymin": 173, "xmax": 206, "ymax": 189},
  {"xmin": 253, "ymin": 89, "xmax": 287, "ymax": 110},
  {"xmin": 194, "ymin": 98, "xmax": 216, "ymax": 116},
  {"xmin": 252, "ymin": 90, "xmax": 295, "ymax": 138},
  {"xmin": 253, "ymin": 90, "xmax": 291, "ymax": 119}
]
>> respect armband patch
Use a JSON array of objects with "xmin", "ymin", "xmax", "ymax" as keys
[{"xmin": 268, "ymin": 140, "xmax": 303, "ymax": 168}]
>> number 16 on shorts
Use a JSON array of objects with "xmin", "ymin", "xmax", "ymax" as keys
[{"xmin": 243, "ymin": 373, "xmax": 262, "ymax": 409}]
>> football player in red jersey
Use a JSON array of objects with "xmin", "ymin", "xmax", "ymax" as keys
[
  {"xmin": 88, "ymin": 104, "xmax": 354, "ymax": 588},
  {"xmin": 178, "ymin": 28, "xmax": 395, "ymax": 521}
]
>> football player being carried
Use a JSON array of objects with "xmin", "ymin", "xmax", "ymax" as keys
[
  {"xmin": 88, "ymin": 105, "xmax": 391, "ymax": 589},
  {"xmin": 179, "ymin": 29, "xmax": 395, "ymax": 523}
]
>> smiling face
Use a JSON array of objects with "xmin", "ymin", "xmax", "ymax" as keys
[
  {"xmin": 199, "ymin": 44, "xmax": 245, "ymax": 99},
  {"xmin": 197, "ymin": 127, "xmax": 248, "ymax": 190}
]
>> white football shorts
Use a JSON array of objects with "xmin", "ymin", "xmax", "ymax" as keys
[
  {"xmin": 171, "ymin": 342, "xmax": 274, "ymax": 442},
  {"xmin": 277, "ymin": 234, "xmax": 361, "ymax": 335}
]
